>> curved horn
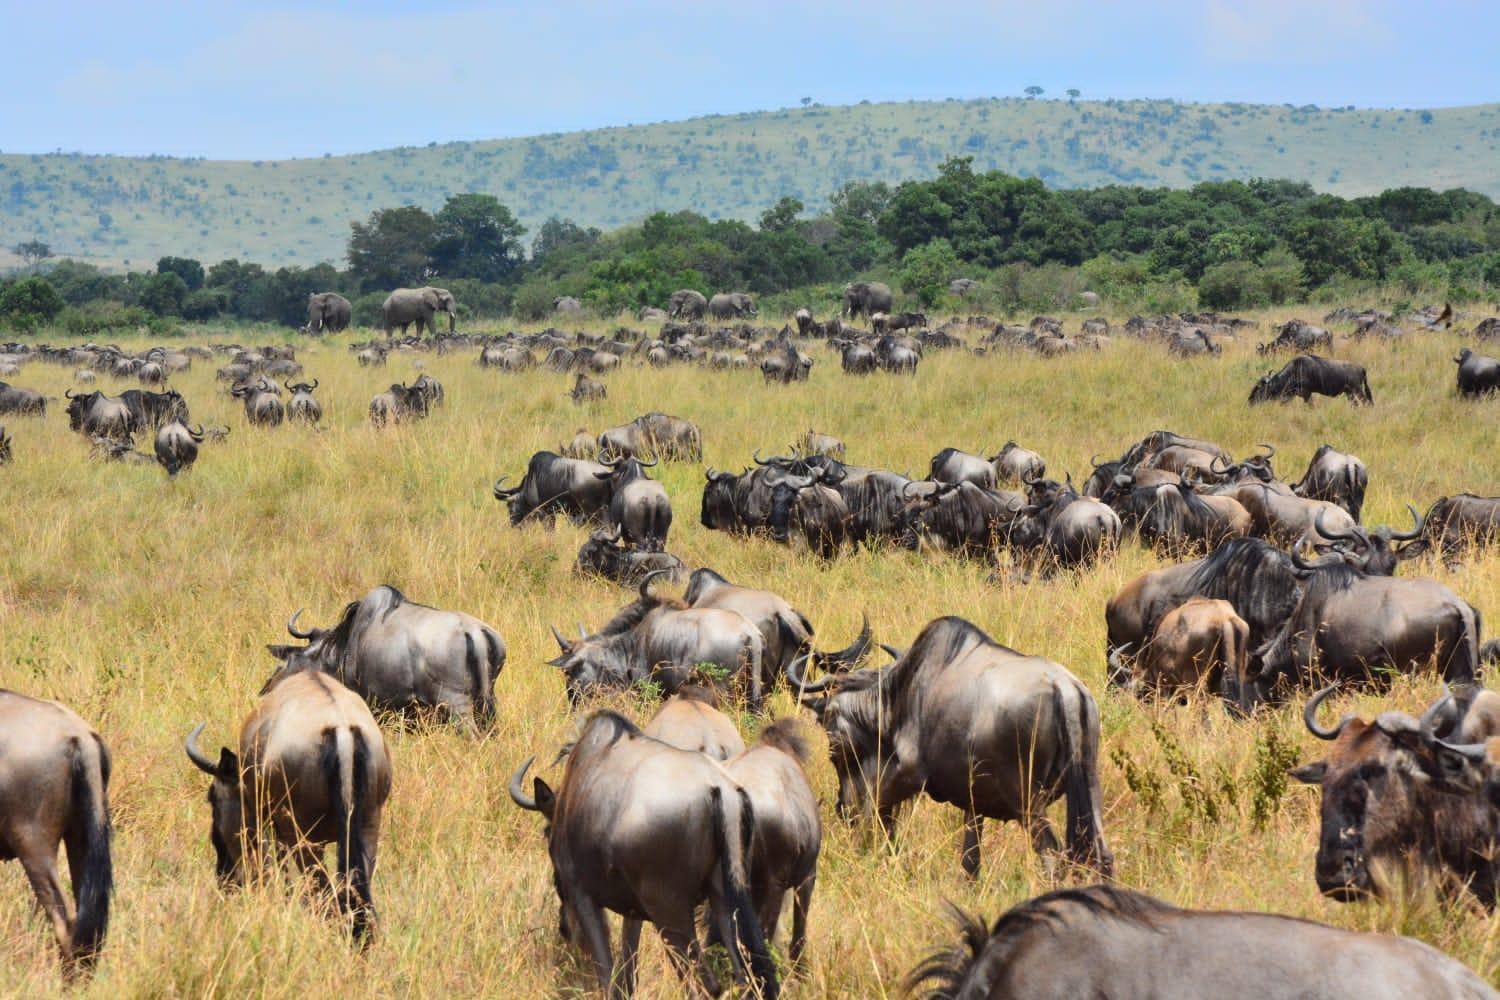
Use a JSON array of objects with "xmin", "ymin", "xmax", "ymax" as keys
[
  {"xmin": 309, "ymin": 378, "xmax": 318, "ymax": 390},
  {"xmin": 1258, "ymin": 443, "xmax": 1276, "ymax": 460},
  {"xmin": 1290, "ymin": 544, "xmax": 1340, "ymax": 573},
  {"xmin": 65, "ymin": 388, "xmax": 75, "ymax": 399},
  {"xmin": 638, "ymin": 568, "xmax": 671, "ymax": 602},
  {"xmin": 786, "ymin": 653, "xmax": 836, "ymax": 695},
  {"xmin": 507, "ymin": 756, "xmax": 539, "ymax": 811},
  {"xmin": 636, "ymin": 456, "xmax": 657, "ymax": 468},
  {"xmin": 1314, "ymin": 508, "xmax": 1357, "ymax": 543},
  {"xmin": 184, "ymin": 722, "xmax": 218, "ymax": 775},
  {"xmin": 879, "ymin": 643, "xmax": 904, "ymax": 661},
  {"xmin": 753, "ymin": 448, "xmax": 769, "ymax": 465},
  {"xmin": 283, "ymin": 380, "xmax": 293, "ymax": 393},
  {"xmin": 493, "ymin": 476, "xmax": 519, "ymax": 499},
  {"xmin": 704, "ymin": 466, "xmax": 720, "ymax": 481},
  {"xmin": 287, "ymin": 609, "xmax": 313, "ymax": 639},
  {"xmin": 550, "ymin": 625, "xmax": 571, "ymax": 652},
  {"xmin": 1303, "ymin": 684, "xmax": 1354, "ymax": 741},
  {"xmin": 1209, "ymin": 455, "xmax": 1230, "ymax": 474},
  {"xmin": 1435, "ymin": 738, "xmax": 1493, "ymax": 766},
  {"xmin": 1387, "ymin": 504, "xmax": 1424, "ymax": 542},
  {"xmin": 1419, "ymin": 688, "xmax": 1454, "ymax": 743}
]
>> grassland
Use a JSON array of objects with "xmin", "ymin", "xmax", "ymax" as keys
[
  {"xmin": 2, "ymin": 309, "xmax": 1500, "ymax": 996},
  {"xmin": 5, "ymin": 97, "xmax": 1500, "ymax": 271}
]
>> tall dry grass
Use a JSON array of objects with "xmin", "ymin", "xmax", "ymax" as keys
[{"xmin": 2, "ymin": 313, "xmax": 1499, "ymax": 995}]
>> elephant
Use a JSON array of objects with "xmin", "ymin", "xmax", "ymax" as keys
[
  {"xmin": 304, "ymin": 292, "xmax": 351, "ymax": 335},
  {"xmin": 842, "ymin": 281, "xmax": 893, "ymax": 322},
  {"xmin": 707, "ymin": 292, "xmax": 756, "ymax": 320},
  {"xmin": 554, "ymin": 296, "xmax": 583, "ymax": 316},
  {"xmin": 668, "ymin": 289, "xmax": 708, "ymax": 320},
  {"xmin": 382, "ymin": 287, "xmax": 457, "ymax": 336}
]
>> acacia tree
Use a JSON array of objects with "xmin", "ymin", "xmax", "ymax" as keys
[
  {"xmin": 347, "ymin": 206, "xmax": 437, "ymax": 291},
  {"xmin": 428, "ymin": 193, "xmax": 526, "ymax": 283},
  {"xmin": 14, "ymin": 240, "xmax": 51, "ymax": 271}
]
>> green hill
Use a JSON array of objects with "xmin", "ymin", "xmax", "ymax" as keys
[{"xmin": 4, "ymin": 97, "xmax": 1498, "ymax": 270}]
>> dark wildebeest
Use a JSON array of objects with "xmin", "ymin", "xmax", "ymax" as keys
[
  {"xmin": 724, "ymin": 720, "xmax": 820, "ymax": 969},
  {"xmin": 1400, "ymin": 494, "xmax": 1500, "ymax": 563},
  {"xmin": 118, "ymin": 388, "xmax": 188, "ymax": 431},
  {"xmin": 65, "ymin": 389, "xmax": 135, "ymax": 440},
  {"xmin": 154, "ymin": 418, "xmax": 204, "ymax": 477},
  {"xmin": 899, "ymin": 481, "xmax": 1025, "ymax": 556},
  {"xmin": 0, "ymin": 381, "xmax": 46, "ymax": 416},
  {"xmin": 908, "ymin": 884, "xmax": 1496, "ymax": 1000},
  {"xmin": 1290, "ymin": 684, "xmax": 1500, "ymax": 909},
  {"xmin": 0, "ymin": 426, "xmax": 10, "ymax": 465},
  {"xmin": 790, "ymin": 616, "xmax": 1111, "ymax": 878},
  {"xmin": 1292, "ymin": 444, "xmax": 1368, "ymax": 522},
  {"xmin": 547, "ymin": 573, "xmax": 767, "ymax": 709},
  {"xmin": 700, "ymin": 465, "xmax": 778, "ymax": 534},
  {"xmin": 368, "ymin": 382, "xmax": 427, "ymax": 426},
  {"xmin": 0, "ymin": 692, "xmax": 113, "ymax": 970},
  {"xmin": 1249, "ymin": 354, "xmax": 1372, "ymax": 405},
  {"xmin": 570, "ymin": 372, "xmax": 607, "ymax": 404},
  {"xmin": 575, "ymin": 528, "xmax": 686, "ymax": 587},
  {"xmin": 1007, "ymin": 479, "xmax": 1121, "ymax": 571},
  {"xmin": 847, "ymin": 469, "xmax": 920, "ymax": 545},
  {"xmin": 507, "ymin": 712, "xmax": 779, "ymax": 999},
  {"xmin": 1455, "ymin": 348, "xmax": 1500, "ymax": 397},
  {"xmin": 286, "ymin": 380, "xmax": 322, "ymax": 424},
  {"xmin": 839, "ymin": 341, "xmax": 878, "ymax": 374},
  {"xmin": 494, "ymin": 451, "xmax": 613, "ymax": 526},
  {"xmin": 597, "ymin": 456, "xmax": 672, "ymax": 551},
  {"xmin": 766, "ymin": 468, "xmax": 851, "ymax": 558},
  {"xmin": 262, "ymin": 585, "xmax": 506, "ymax": 733},
  {"xmin": 1111, "ymin": 481, "xmax": 1245, "ymax": 553},
  {"xmin": 1109, "ymin": 597, "xmax": 1248, "ymax": 702},
  {"xmin": 184, "ymin": 672, "xmax": 391, "ymax": 942},
  {"xmin": 231, "ymin": 379, "xmax": 285, "ymax": 427},
  {"xmin": 929, "ymin": 447, "xmax": 996, "ymax": 490},
  {"xmin": 990, "ymin": 441, "xmax": 1045, "ymax": 485},
  {"xmin": 412, "ymin": 373, "xmax": 444, "ymax": 409},
  {"xmin": 641, "ymin": 684, "xmax": 745, "ymax": 760},
  {"xmin": 598, "ymin": 412, "xmax": 702, "ymax": 462},
  {"xmin": 1257, "ymin": 318, "xmax": 1334, "ymax": 355}
]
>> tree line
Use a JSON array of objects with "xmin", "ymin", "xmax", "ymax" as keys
[{"xmin": 4, "ymin": 158, "xmax": 1498, "ymax": 333}]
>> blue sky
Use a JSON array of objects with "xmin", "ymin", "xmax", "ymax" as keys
[{"xmin": 4, "ymin": 0, "xmax": 1496, "ymax": 159}]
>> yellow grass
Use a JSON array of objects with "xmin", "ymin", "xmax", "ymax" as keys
[{"xmin": 2, "ymin": 311, "xmax": 1499, "ymax": 995}]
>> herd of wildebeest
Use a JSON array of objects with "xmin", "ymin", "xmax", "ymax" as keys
[{"xmin": 7, "ymin": 296, "xmax": 1500, "ymax": 997}]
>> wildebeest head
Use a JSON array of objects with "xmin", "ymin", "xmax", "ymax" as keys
[
  {"xmin": 700, "ymin": 467, "xmax": 744, "ymax": 530},
  {"xmin": 1208, "ymin": 444, "xmax": 1277, "ymax": 484},
  {"xmin": 546, "ymin": 573, "xmax": 682, "ymax": 703},
  {"xmin": 1248, "ymin": 370, "xmax": 1282, "ymax": 404},
  {"xmin": 1294, "ymin": 506, "xmax": 1422, "ymax": 577},
  {"xmin": 183, "ymin": 723, "xmax": 245, "ymax": 883},
  {"xmin": 64, "ymin": 389, "xmax": 102, "ymax": 431},
  {"xmin": 766, "ymin": 471, "xmax": 818, "ymax": 543},
  {"xmin": 285, "ymin": 379, "xmax": 319, "ymax": 396},
  {"xmin": 261, "ymin": 609, "xmax": 339, "ymax": 691},
  {"xmin": 787, "ymin": 650, "xmax": 896, "ymax": 819}
]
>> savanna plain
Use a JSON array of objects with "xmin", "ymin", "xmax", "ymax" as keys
[{"xmin": 2, "ymin": 310, "xmax": 1499, "ymax": 996}]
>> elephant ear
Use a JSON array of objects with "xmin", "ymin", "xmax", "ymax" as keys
[{"xmin": 422, "ymin": 288, "xmax": 443, "ymax": 309}]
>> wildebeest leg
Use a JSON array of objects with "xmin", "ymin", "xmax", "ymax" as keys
[
  {"xmin": 288, "ymin": 843, "xmax": 332, "ymax": 899},
  {"xmin": 617, "ymin": 918, "xmax": 642, "ymax": 998},
  {"xmin": 960, "ymin": 811, "xmax": 984, "ymax": 879},
  {"xmin": 657, "ymin": 912, "xmax": 720, "ymax": 999},
  {"xmin": 790, "ymin": 874, "xmax": 815, "ymax": 968},
  {"xmin": 20, "ymin": 849, "xmax": 74, "ymax": 960},
  {"xmin": 569, "ymin": 895, "xmax": 617, "ymax": 997},
  {"xmin": 1028, "ymin": 812, "xmax": 1062, "ymax": 881}
]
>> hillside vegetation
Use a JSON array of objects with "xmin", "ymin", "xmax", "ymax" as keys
[
  {"xmin": 2, "ymin": 312, "xmax": 1500, "ymax": 994},
  {"xmin": 5, "ymin": 97, "xmax": 1500, "ymax": 269}
]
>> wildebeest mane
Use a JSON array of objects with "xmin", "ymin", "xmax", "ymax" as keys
[{"xmin": 756, "ymin": 718, "xmax": 811, "ymax": 764}]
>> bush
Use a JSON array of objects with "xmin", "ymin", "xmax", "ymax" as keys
[
  {"xmin": 511, "ymin": 281, "xmax": 557, "ymax": 322},
  {"xmin": 0, "ymin": 276, "xmax": 65, "ymax": 328},
  {"xmin": 59, "ymin": 301, "xmax": 151, "ymax": 336},
  {"xmin": 899, "ymin": 239, "xmax": 961, "ymax": 308},
  {"xmin": 351, "ymin": 292, "xmax": 386, "ymax": 328},
  {"xmin": 1197, "ymin": 261, "xmax": 1264, "ymax": 310},
  {"xmin": 181, "ymin": 287, "xmax": 230, "ymax": 321}
]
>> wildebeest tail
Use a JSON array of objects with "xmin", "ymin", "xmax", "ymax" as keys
[
  {"xmin": 710, "ymin": 786, "xmax": 779, "ymax": 1000},
  {"xmin": 1052, "ymin": 680, "xmax": 1113, "ymax": 877},
  {"xmin": 321, "ymin": 727, "xmax": 376, "ymax": 943},
  {"xmin": 67, "ymin": 734, "xmax": 113, "ymax": 967},
  {"xmin": 906, "ymin": 901, "xmax": 989, "ymax": 1000},
  {"xmin": 1360, "ymin": 371, "xmax": 1373, "ymax": 404}
]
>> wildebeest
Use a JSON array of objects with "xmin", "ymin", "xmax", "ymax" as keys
[
  {"xmin": 1110, "ymin": 597, "xmax": 1248, "ymax": 702},
  {"xmin": 184, "ymin": 672, "xmax": 391, "ymax": 942},
  {"xmin": 231, "ymin": 379, "xmax": 285, "ymax": 427},
  {"xmin": 791, "ymin": 616, "xmax": 1111, "ymax": 878},
  {"xmin": 1290, "ymin": 684, "xmax": 1500, "ymax": 909},
  {"xmin": 570, "ymin": 372, "xmax": 607, "ymax": 404},
  {"xmin": 262, "ymin": 585, "xmax": 506, "ymax": 733},
  {"xmin": 560, "ymin": 428, "xmax": 597, "ymax": 460},
  {"xmin": 0, "ymin": 381, "xmax": 46, "ymax": 416},
  {"xmin": 598, "ymin": 456, "xmax": 672, "ymax": 551},
  {"xmin": 286, "ymin": 380, "xmax": 322, "ymax": 424},
  {"xmin": 1400, "ymin": 494, "xmax": 1500, "ymax": 562},
  {"xmin": 547, "ymin": 573, "xmax": 767, "ymax": 709},
  {"xmin": 65, "ymin": 389, "xmax": 135, "ymax": 440},
  {"xmin": 839, "ymin": 341, "xmax": 878, "ymax": 374},
  {"xmin": 908, "ymin": 884, "xmax": 1497, "ymax": 1000},
  {"xmin": 701, "ymin": 465, "xmax": 778, "ymax": 534},
  {"xmin": 507, "ymin": 712, "xmax": 779, "ymax": 999},
  {"xmin": 642, "ymin": 684, "xmax": 745, "ymax": 760},
  {"xmin": 899, "ymin": 481, "xmax": 1025, "ymax": 556},
  {"xmin": 799, "ymin": 429, "xmax": 845, "ymax": 460},
  {"xmin": 990, "ymin": 441, "xmax": 1045, "ymax": 484},
  {"xmin": 929, "ymin": 447, "xmax": 997, "ymax": 490},
  {"xmin": 767, "ymin": 468, "xmax": 850, "ymax": 558},
  {"xmin": 1112, "ymin": 481, "xmax": 1246, "ymax": 553},
  {"xmin": 575, "ymin": 528, "xmax": 686, "ymax": 587},
  {"xmin": 412, "ymin": 373, "xmax": 444, "ymax": 409},
  {"xmin": 1258, "ymin": 317, "xmax": 1334, "ymax": 355},
  {"xmin": 494, "ymin": 450, "xmax": 612, "ymax": 526},
  {"xmin": 1249, "ymin": 354, "xmax": 1372, "ymax": 405},
  {"xmin": 1007, "ymin": 480, "xmax": 1121, "ymax": 571},
  {"xmin": 368, "ymin": 382, "xmax": 427, "ymax": 426},
  {"xmin": 154, "ymin": 418, "xmax": 204, "ymax": 477},
  {"xmin": 0, "ymin": 426, "xmax": 10, "ymax": 465},
  {"xmin": 1455, "ymin": 348, "xmax": 1500, "ymax": 397},
  {"xmin": 0, "ymin": 692, "xmax": 113, "ymax": 970},
  {"xmin": 118, "ymin": 388, "xmax": 188, "ymax": 431},
  {"xmin": 1292, "ymin": 444, "xmax": 1368, "ymax": 522},
  {"xmin": 598, "ymin": 412, "xmax": 702, "ymax": 462}
]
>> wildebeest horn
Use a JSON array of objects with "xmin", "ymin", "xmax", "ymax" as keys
[
  {"xmin": 1290, "ymin": 544, "xmax": 1340, "ymax": 573},
  {"xmin": 1303, "ymin": 684, "xmax": 1354, "ymax": 741},
  {"xmin": 1089, "ymin": 454, "xmax": 1104, "ymax": 469},
  {"xmin": 879, "ymin": 643, "xmax": 905, "ymax": 660},
  {"xmin": 637, "ymin": 456, "xmax": 657, "ymax": 468},
  {"xmin": 753, "ymin": 448, "xmax": 768, "ymax": 465},
  {"xmin": 283, "ymin": 380, "xmax": 293, "ymax": 392},
  {"xmin": 787, "ymin": 653, "xmax": 836, "ymax": 694},
  {"xmin": 638, "ymin": 568, "xmax": 671, "ymax": 601},
  {"xmin": 1209, "ymin": 455, "xmax": 1230, "ymax": 474},
  {"xmin": 704, "ymin": 466, "xmax": 719, "ymax": 480},
  {"xmin": 1314, "ymin": 508, "xmax": 1357, "ymax": 543},
  {"xmin": 550, "ymin": 625, "xmax": 571, "ymax": 652},
  {"xmin": 287, "ymin": 609, "xmax": 313, "ymax": 639},
  {"xmin": 1258, "ymin": 443, "xmax": 1276, "ymax": 460},
  {"xmin": 1419, "ymin": 687, "xmax": 1455, "ymax": 743},
  {"xmin": 1385, "ymin": 504, "xmax": 1424, "ymax": 541},
  {"xmin": 310, "ymin": 379, "xmax": 318, "ymax": 390},
  {"xmin": 493, "ymin": 476, "xmax": 519, "ymax": 499},
  {"xmin": 1434, "ymin": 738, "xmax": 1492, "ymax": 765},
  {"xmin": 577, "ymin": 623, "xmax": 587, "ymax": 643},
  {"xmin": 65, "ymin": 388, "xmax": 75, "ymax": 399},
  {"xmin": 184, "ymin": 722, "xmax": 218, "ymax": 775},
  {"xmin": 508, "ymin": 756, "xmax": 539, "ymax": 811}
]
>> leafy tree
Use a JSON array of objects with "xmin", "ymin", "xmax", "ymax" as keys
[
  {"xmin": 1024, "ymin": 85, "xmax": 1044, "ymax": 99},
  {"xmin": 759, "ymin": 197, "xmax": 804, "ymax": 233},
  {"xmin": 139, "ymin": 272, "xmax": 188, "ymax": 316},
  {"xmin": 1066, "ymin": 88, "xmax": 1081, "ymax": 101},
  {"xmin": 428, "ymin": 194, "xmax": 526, "ymax": 283},
  {"xmin": 899, "ymin": 238, "xmax": 961, "ymax": 307},
  {"xmin": 531, "ymin": 217, "xmax": 600, "ymax": 271},
  {"xmin": 0, "ymin": 276, "xmax": 64, "ymax": 328},
  {"xmin": 347, "ymin": 205, "xmax": 437, "ymax": 291},
  {"xmin": 830, "ymin": 180, "xmax": 893, "ymax": 226},
  {"xmin": 13, "ymin": 240, "xmax": 52, "ymax": 270},
  {"xmin": 156, "ymin": 255, "xmax": 205, "ymax": 291}
]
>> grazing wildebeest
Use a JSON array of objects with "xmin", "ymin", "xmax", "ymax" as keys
[
  {"xmin": 0, "ymin": 692, "xmax": 113, "ymax": 970},
  {"xmin": 184, "ymin": 672, "xmax": 392, "ymax": 942},
  {"xmin": 1249, "ymin": 354, "xmax": 1372, "ymax": 405},
  {"xmin": 0, "ymin": 381, "xmax": 46, "ymax": 416},
  {"xmin": 791, "ymin": 616, "xmax": 1112, "ymax": 878},
  {"xmin": 899, "ymin": 481, "xmax": 1025, "ymax": 556},
  {"xmin": 575, "ymin": 528, "xmax": 686, "ymax": 587},
  {"xmin": 700, "ymin": 465, "xmax": 778, "ymax": 534},
  {"xmin": 1290, "ymin": 684, "xmax": 1500, "ymax": 909},
  {"xmin": 1111, "ymin": 481, "xmax": 1246, "ymax": 553},
  {"xmin": 547, "ymin": 573, "xmax": 767, "ymax": 709},
  {"xmin": 642, "ymin": 684, "xmax": 745, "ymax": 760},
  {"xmin": 154, "ymin": 418, "xmax": 204, "ymax": 477},
  {"xmin": 507, "ymin": 712, "xmax": 779, "ymax": 999},
  {"xmin": 1258, "ymin": 317, "xmax": 1334, "ymax": 355},
  {"xmin": 118, "ymin": 388, "xmax": 188, "ymax": 431},
  {"xmin": 570, "ymin": 372, "xmax": 607, "ymax": 404},
  {"xmin": 1007, "ymin": 479, "xmax": 1121, "ymax": 571},
  {"xmin": 990, "ymin": 441, "xmax": 1045, "ymax": 485},
  {"xmin": 65, "ymin": 389, "xmax": 135, "ymax": 440},
  {"xmin": 560, "ymin": 428, "xmax": 598, "ymax": 460},
  {"xmin": 368, "ymin": 382, "xmax": 427, "ymax": 426},
  {"xmin": 1455, "ymin": 348, "xmax": 1500, "ymax": 397},
  {"xmin": 908, "ymin": 884, "xmax": 1496, "ymax": 1000},
  {"xmin": 231, "ymin": 379, "xmax": 285, "ymax": 427},
  {"xmin": 494, "ymin": 451, "xmax": 612, "ymax": 526},
  {"xmin": 1400, "ymin": 494, "xmax": 1500, "ymax": 562},
  {"xmin": 262, "ymin": 585, "xmax": 506, "ymax": 733},
  {"xmin": 766, "ymin": 469, "xmax": 850, "ymax": 558},
  {"xmin": 929, "ymin": 447, "xmax": 997, "ymax": 490},
  {"xmin": 1292, "ymin": 444, "xmax": 1368, "ymax": 522},
  {"xmin": 598, "ymin": 413, "xmax": 702, "ymax": 463},
  {"xmin": 412, "ymin": 373, "xmax": 444, "ymax": 409},
  {"xmin": 799, "ymin": 429, "xmax": 845, "ymax": 460},
  {"xmin": 1110, "ymin": 597, "xmax": 1248, "ymax": 702},
  {"xmin": 724, "ymin": 720, "xmax": 820, "ymax": 968},
  {"xmin": 597, "ymin": 456, "xmax": 672, "ymax": 551},
  {"xmin": 286, "ymin": 380, "xmax": 322, "ymax": 424}
]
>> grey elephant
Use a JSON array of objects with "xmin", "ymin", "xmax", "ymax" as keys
[
  {"xmin": 382, "ymin": 287, "xmax": 458, "ymax": 336},
  {"xmin": 949, "ymin": 278, "xmax": 980, "ymax": 299},
  {"xmin": 668, "ymin": 289, "xmax": 708, "ymax": 320},
  {"xmin": 842, "ymin": 281, "xmax": 893, "ymax": 321},
  {"xmin": 554, "ymin": 296, "xmax": 583, "ymax": 315},
  {"xmin": 304, "ymin": 292, "xmax": 352, "ymax": 334},
  {"xmin": 708, "ymin": 292, "xmax": 756, "ymax": 320}
]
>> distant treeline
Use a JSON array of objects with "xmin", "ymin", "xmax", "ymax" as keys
[{"xmin": 3, "ymin": 157, "xmax": 1498, "ymax": 334}]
